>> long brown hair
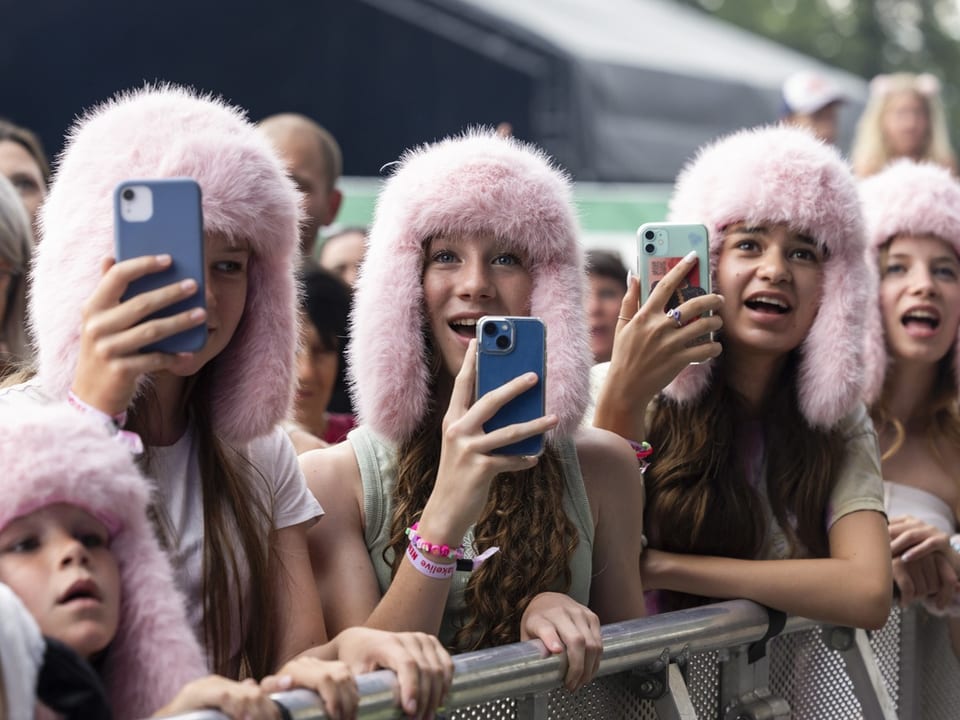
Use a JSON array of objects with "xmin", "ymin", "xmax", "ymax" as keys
[
  {"xmin": 385, "ymin": 352, "xmax": 579, "ymax": 650},
  {"xmin": 132, "ymin": 366, "xmax": 278, "ymax": 679},
  {"xmin": 645, "ymin": 354, "xmax": 845, "ymax": 610}
]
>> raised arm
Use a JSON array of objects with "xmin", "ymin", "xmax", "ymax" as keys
[{"xmin": 593, "ymin": 254, "xmax": 722, "ymax": 442}]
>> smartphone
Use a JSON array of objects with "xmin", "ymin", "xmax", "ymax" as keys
[
  {"xmin": 475, "ymin": 316, "xmax": 546, "ymax": 456},
  {"xmin": 637, "ymin": 222, "xmax": 712, "ymax": 344},
  {"xmin": 114, "ymin": 178, "xmax": 207, "ymax": 353}
]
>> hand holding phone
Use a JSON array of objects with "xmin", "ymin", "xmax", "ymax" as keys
[
  {"xmin": 114, "ymin": 178, "xmax": 207, "ymax": 353},
  {"xmin": 475, "ymin": 316, "xmax": 546, "ymax": 456}
]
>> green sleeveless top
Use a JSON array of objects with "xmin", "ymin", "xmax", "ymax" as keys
[{"xmin": 349, "ymin": 425, "xmax": 595, "ymax": 648}]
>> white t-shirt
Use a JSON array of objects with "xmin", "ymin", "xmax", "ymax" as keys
[{"xmin": 149, "ymin": 424, "xmax": 323, "ymax": 666}]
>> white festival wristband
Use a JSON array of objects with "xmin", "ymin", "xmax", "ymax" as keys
[{"xmin": 406, "ymin": 542, "xmax": 456, "ymax": 580}]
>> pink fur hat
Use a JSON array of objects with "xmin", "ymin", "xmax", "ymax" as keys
[
  {"xmin": 349, "ymin": 129, "xmax": 590, "ymax": 442},
  {"xmin": 32, "ymin": 85, "xmax": 300, "ymax": 443},
  {"xmin": 0, "ymin": 403, "xmax": 207, "ymax": 718},
  {"xmin": 666, "ymin": 125, "xmax": 868, "ymax": 428},
  {"xmin": 859, "ymin": 160, "xmax": 960, "ymax": 405}
]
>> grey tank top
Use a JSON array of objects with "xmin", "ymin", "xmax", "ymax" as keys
[{"xmin": 349, "ymin": 425, "xmax": 595, "ymax": 648}]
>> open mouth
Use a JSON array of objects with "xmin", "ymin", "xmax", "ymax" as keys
[
  {"xmin": 745, "ymin": 295, "xmax": 791, "ymax": 315},
  {"xmin": 58, "ymin": 579, "xmax": 101, "ymax": 605},
  {"xmin": 901, "ymin": 309, "xmax": 940, "ymax": 331},
  {"xmin": 449, "ymin": 318, "xmax": 479, "ymax": 339}
]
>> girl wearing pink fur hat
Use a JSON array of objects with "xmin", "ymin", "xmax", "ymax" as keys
[
  {"xmin": 592, "ymin": 125, "xmax": 892, "ymax": 628},
  {"xmin": 0, "ymin": 85, "xmax": 451, "ymax": 718},
  {"xmin": 300, "ymin": 130, "xmax": 646, "ymax": 691},
  {"xmin": 860, "ymin": 160, "xmax": 960, "ymax": 648}
]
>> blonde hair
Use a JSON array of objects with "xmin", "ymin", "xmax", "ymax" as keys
[
  {"xmin": 851, "ymin": 73, "xmax": 956, "ymax": 177},
  {"xmin": 0, "ymin": 175, "xmax": 33, "ymax": 374}
]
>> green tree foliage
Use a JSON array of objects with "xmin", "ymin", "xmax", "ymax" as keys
[{"xmin": 675, "ymin": 0, "xmax": 960, "ymax": 145}]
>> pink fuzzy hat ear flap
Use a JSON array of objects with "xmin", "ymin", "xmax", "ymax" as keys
[
  {"xmin": 32, "ymin": 84, "xmax": 300, "ymax": 443},
  {"xmin": 349, "ymin": 130, "xmax": 590, "ymax": 443},
  {"xmin": 0, "ymin": 404, "xmax": 207, "ymax": 718},
  {"xmin": 666, "ymin": 125, "xmax": 867, "ymax": 429},
  {"xmin": 859, "ymin": 160, "xmax": 960, "ymax": 406}
]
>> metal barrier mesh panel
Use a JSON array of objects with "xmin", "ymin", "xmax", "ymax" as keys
[
  {"xmin": 917, "ymin": 609, "xmax": 960, "ymax": 720},
  {"xmin": 769, "ymin": 628, "xmax": 863, "ymax": 720},
  {"xmin": 869, "ymin": 603, "xmax": 902, "ymax": 713},
  {"xmin": 545, "ymin": 674, "xmax": 658, "ymax": 719},
  {"xmin": 687, "ymin": 650, "xmax": 721, "ymax": 718},
  {"xmin": 449, "ymin": 698, "xmax": 517, "ymax": 719}
]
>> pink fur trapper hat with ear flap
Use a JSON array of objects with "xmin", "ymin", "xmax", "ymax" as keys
[
  {"xmin": 666, "ymin": 125, "xmax": 868, "ymax": 429},
  {"xmin": 859, "ymin": 160, "xmax": 960, "ymax": 406},
  {"xmin": 32, "ymin": 84, "xmax": 300, "ymax": 443},
  {"xmin": 0, "ymin": 403, "xmax": 207, "ymax": 718},
  {"xmin": 349, "ymin": 129, "xmax": 591, "ymax": 443}
]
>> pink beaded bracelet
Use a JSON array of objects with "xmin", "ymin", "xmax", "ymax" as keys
[{"xmin": 405, "ymin": 522, "xmax": 465, "ymax": 560}]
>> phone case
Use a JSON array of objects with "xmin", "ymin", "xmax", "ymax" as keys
[
  {"xmin": 637, "ymin": 222, "xmax": 711, "ymax": 309},
  {"xmin": 476, "ymin": 316, "xmax": 546, "ymax": 456},
  {"xmin": 114, "ymin": 178, "xmax": 207, "ymax": 353}
]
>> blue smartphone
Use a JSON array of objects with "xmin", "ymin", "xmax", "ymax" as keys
[
  {"xmin": 114, "ymin": 178, "xmax": 207, "ymax": 353},
  {"xmin": 476, "ymin": 316, "xmax": 546, "ymax": 456}
]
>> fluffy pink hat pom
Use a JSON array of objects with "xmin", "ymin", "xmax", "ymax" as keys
[
  {"xmin": 859, "ymin": 160, "xmax": 960, "ymax": 405},
  {"xmin": 666, "ymin": 125, "xmax": 867, "ymax": 429},
  {"xmin": 0, "ymin": 403, "xmax": 207, "ymax": 718},
  {"xmin": 349, "ymin": 129, "xmax": 590, "ymax": 443},
  {"xmin": 32, "ymin": 84, "xmax": 300, "ymax": 443}
]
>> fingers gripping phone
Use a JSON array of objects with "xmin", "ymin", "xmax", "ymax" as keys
[
  {"xmin": 476, "ymin": 316, "xmax": 546, "ymax": 456},
  {"xmin": 638, "ymin": 222, "xmax": 712, "ymax": 343},
  {"xmin": 114, "ymin": 178, "xmax": 207, "ymax": 353}
]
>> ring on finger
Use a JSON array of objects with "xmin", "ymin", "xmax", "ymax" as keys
[
  {"xmin": 665, "ymin": 307, "xmax": 682, "ymax": 328},
  {"xmin": 617, "ymin": 314, "xmax": 632, "ymax": 322}
]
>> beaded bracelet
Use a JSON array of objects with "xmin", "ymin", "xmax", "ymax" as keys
[
  {"xmin": 405, "ymin": 522, "xmax": 465, "ymax": 561},
  {"xmin": 626, "ymin": 439, "xmax": 653, "ymax": 474}
]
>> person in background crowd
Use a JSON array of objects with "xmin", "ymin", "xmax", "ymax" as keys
[
  {"xmin": 319, "ymin": 226, "xmax": 366, "ymax": 289},
  {"xmin": 0, "ymin": 118, "xmax": 50, "ymax": 232},
  {"xmin": 780, "ymin": 70, "xmax": 845, "ymax": 146},
  {"xmin": 260, "ymin": 113, "xmax": 343, "ymax": 269},
  {"xmin": 287, "ymin": 268, "xmax": 356, "ymax": 453},
  {"xmin": 585, "ymin": 249, "xmax": 627, "ymax": 364},
  {"xmin": 851, "ymin": 72, "xmax": 957, "ymax": 178},
  {"xmin": 0, "ymin": 175, "xmax": 33, "ymax": 376}
]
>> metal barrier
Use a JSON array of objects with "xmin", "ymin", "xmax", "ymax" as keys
[{"xmin": 155, "ymin": 600, "xmax": 958, "ymax": 720}]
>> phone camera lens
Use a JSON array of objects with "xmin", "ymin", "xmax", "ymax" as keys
[
  {"xmin": 483, "ymin": 322, "xmax": 497, "ymax": 337},
  {"xmin": 122, "ymin": 188, "xmax": 135, "ymax": 201},
  {"xmin": 644, "ymin": 229, "xmax": 655, "ymax": 240},
  {"xmin": 495, "ymin": 334, "xmax": 510, "ymax": 350},
  {"xmin": 644, "ymin": 243, "xmax": 656, "ymax": 254}
]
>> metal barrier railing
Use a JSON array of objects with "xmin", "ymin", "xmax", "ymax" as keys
[{"xmin": 154, "ymin": 600, "xmax": 958, "ymax": 720}]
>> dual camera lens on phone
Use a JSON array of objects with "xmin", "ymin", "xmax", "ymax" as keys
[
  {"xmin": 481, "ymin": 320, "xmax": 512, "ymax": 350},
  {"xmin": 122, "ymin": 188, "xmax": 135, "ymax": 201}
]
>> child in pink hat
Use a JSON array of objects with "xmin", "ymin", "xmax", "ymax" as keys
[{"xmin": 592, "ymin": 125, "xmax": 892, "ymax": 628}]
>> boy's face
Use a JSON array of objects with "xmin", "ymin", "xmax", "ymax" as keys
[{"xmin": 0, "ymin": 503, "xmax": 120, "ymax": 659}]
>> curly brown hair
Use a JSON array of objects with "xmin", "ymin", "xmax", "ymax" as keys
[
  {"xmin": 645, "ymin": 354, "xmax": 846, "ymax": 611},
  {"xmin": 385, "ymin": 377, "xmax": 579, "ymax": 651}
]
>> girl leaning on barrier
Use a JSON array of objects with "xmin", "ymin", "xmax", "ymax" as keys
[
  {"xmin": 299, "ymin": 130, "xmax": 646, "ymax": 692},
  {"xmin": 860, "ymin": 160, "xmax": 960, "ymax": 657},
  {"xmin": 590, "ymin": 125, "xmax": 893, "ymax": 629}
]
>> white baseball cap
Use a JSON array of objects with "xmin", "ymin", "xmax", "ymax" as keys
[{"xmin": 782, "ymin": 70, "xmax": 845, "ymax": 116}]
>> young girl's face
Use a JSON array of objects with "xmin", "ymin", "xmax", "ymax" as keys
[
  {"xmin": 0, "ymin": 503, "xmax": 120, "ymax": 659},
  {"xmin": 880, "ymin": 234, "xmax": 960, "ymax": 366},
  {"xmin": 423, "ymin": 231, "xmax": 532, "ymax": 379},
  {"xmin": 170, "ymin": 232, "xmax": 250, "ymax": 377},
  {"xmin": 715, "ymin": 223, "xmax": 824, "ymax": 360},
  {"xmin": 881, "ymin": 90, "xmax": 930, "ymax": 159},
  {"xmin": 295, "ymin": 311, "xmax": 339, "ymax": 430}
]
